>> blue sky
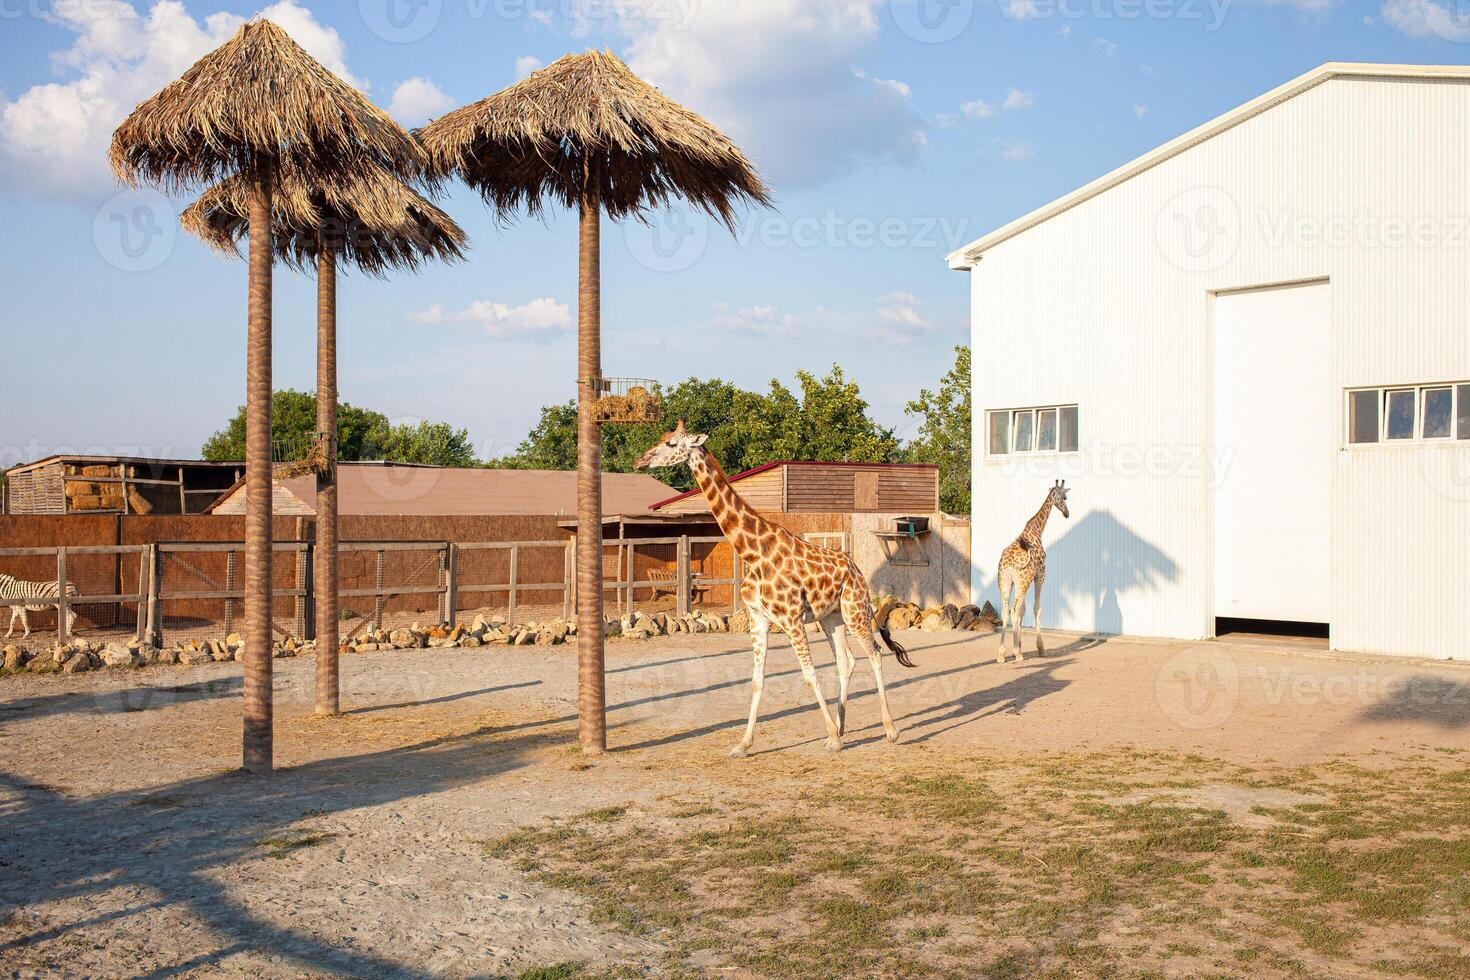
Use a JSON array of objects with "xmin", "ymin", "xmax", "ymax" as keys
[{"xmin": 1, "ymin": 0, "xmax": 1466, "ymax": 467}]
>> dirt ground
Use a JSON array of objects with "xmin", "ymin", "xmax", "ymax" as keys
[{"xmin": 2, "ymin": 626, "xmax": 1469, "ymax": 977}]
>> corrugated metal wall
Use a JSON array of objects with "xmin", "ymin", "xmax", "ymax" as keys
[{"xmin": 968, "ymin": 74, "xmax": 1470, "ymax": 656}]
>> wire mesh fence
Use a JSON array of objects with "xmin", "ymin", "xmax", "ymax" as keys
[{"xmin": 0, "ymin": 545, "xmax": 149, "ymax": 645}]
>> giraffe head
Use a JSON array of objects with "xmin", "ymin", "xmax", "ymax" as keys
[
  {"xmin": 1049, "ymin": 480, "xmax": 1070, "ymax": 519},
  {"xmin": 633, "ymin": 419, "xmax": 708, "ymax": 470}
]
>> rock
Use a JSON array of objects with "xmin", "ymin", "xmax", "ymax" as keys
[
  {"xmin": 62, "ymin": 651, "xmax": 92, "ymax": 674},
  {"xmin": 135, "ymin": 645, "xmax": 160, "ymax": 664},
  {"xmin": 624, "ymin": 628, "xmax": 651, "ymax": 640},
  {"xmin": 355, "ymin": 642, "xmax": 380, "ymax": 653},
  {"xmin": 428, "ymin": 637, "xmax": 455, "ymax": 649},
  {"xmin": 632, "ymin": 613, "xmax": 658, "ymax": 636},
  {"xmin": 178, "ymin": 647, "xmax": 213, "ymax": 666},
  {"xmin": 955, "ymin": 604, "xmax": 980, "ymax": 631},
  {"xmin": 448, "ymin": 624, "xmax": 464, "ymax": 643},
  {"xmin": 225, "ymin": 632, "xmax": 243, "ymax": 649},
  {"xmin": 483, "ymin": 629, "xmax": 508, "ymax": 644},
  {"xmin": 920, "ymin": 609, "xmax": 950, "ymax": 632},
  {"xmin": 686, "ymin": 615, "xmax": 707, "ymax": 634},
  {"xmin": 2, "ymin": 645, "xmax": 26, "ymax": 671},
  {"xmin": 728, "ymin": 609, "xmax": 751, "ymax": 633},
  {"xmin": 459, "ymin": 635, "xmax": 482, "ymax": 648},
  {"xmin": 100, "ymin": 643, "xmax": 137, "ymax": 668},
  {"xmin": 873, "ymin": 595, "xmax": 899, "ymax": 631},
  {"xmin": 604, "ymin": 618, "xmax": 622, "ymax": 638},
  {"xmin": 273, "ymin": 644, "xmax": 295, "ymax": 659},
  {"xmin": 389, "ymin": 628, "xmax": 418, "ymax": 650},
  {"xmin": 470, "ymin": 614, "xmax": 488, "ymax": 635},
  {"xmin": 155, "ymin": 647, "xmax": 179, "ymax": 665},
  {"xmin": 208, "ymin": 639, "xmax": 229, "ymax": 661},
  {"xmin": 512, "ymin": 629, "xmax": 535, "ymax": 646},
  {"xmin": 533, "ymin": 629, "xmax": 558, "ymax": 646},
  {"xmin": 977, "ymin": 601, "xmax": 1001, "ymax": 626}
]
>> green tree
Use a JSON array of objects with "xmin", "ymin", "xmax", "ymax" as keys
[
  {"xmin": 902, "ymin": 346, "xmax": 971, "ymax": 514},
  {"xmin": 202, "ymin": 389, "xmax": 477, "ymax": 467},
  {"xmin": 490, "ymin": 367, "xmax": 899, "ymax": 490}
]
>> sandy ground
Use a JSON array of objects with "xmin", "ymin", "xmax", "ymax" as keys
[{"xmin": 2, "ymin": 626, "xmax": 1469, "ymax": 977}]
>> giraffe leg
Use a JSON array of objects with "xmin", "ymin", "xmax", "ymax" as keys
[
  {"xmin": 1033, "ymin": 573, "xmax": 1046, "ymax": 657},
  {"xmin": 997, "ymin": 572, "xmax": 1010, "ymax": 664},
  {"xmin": 848, "ymin": 616, "xmax": 899, "ymax": 743},
  {"xmin": 822, "ymin": 611, "xmax": 855, "ymax": 737},
  {"xmin": 730, "ymin": 611, "xmax": 771, "ymax": 759},
  {"xmin": 787, "ymin": 619, "xmax": 843, "ymax": 752},
  {"xmin": 1011, "ymin": 590, "xmax": 1027, "ymax": 665}
]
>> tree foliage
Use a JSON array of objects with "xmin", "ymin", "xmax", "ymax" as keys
[
  {"xmin": 901, "ymin": 346, "xmax": 971, "ymax": 514},
  {"xmin": 201, "ymin": 389, "xmax": 476, "ymax": 467},
  {"xmin": 490, "ymin": 366, "xmax": 901, "ymax": 492}
]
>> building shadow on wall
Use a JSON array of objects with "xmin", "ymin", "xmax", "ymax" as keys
[{"xmin": 1040, "ymin": 509, "xmax": 1180, "ymax": 635}]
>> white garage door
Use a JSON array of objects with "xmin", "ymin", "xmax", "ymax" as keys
[{"xmin": 1213, "ymin": 282, "xmax": 1332, "ymax": 624}]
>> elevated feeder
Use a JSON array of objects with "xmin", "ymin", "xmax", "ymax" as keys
[{"xmin": 592, "ymin": 378, "xmax": 660, "ymax": 424}]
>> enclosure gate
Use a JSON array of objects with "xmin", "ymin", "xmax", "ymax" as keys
[{"xmin": 0, "ymin": 545, "xmax": 150, "ymax": 645}]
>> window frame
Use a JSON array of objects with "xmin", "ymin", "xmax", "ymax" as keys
[
  {"xmin": 986, "ymin": 404, "xmax": 1081, "ymax": 458},
  {"xmin": 1343, "ymin": 382, "xmax": 1470, "ymax": 448}
]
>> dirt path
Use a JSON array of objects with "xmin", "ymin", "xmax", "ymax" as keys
[{"xmin": 2, "ymin": 628, "xmax": 1468, "ymax": 976}]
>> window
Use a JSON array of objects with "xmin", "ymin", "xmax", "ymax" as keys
[
  {"xmin": 803, "ymin": 532, "xmax": 847, "ymax": 553},
  {"xmin": 987, "ymin": 405, "xmax": 1079, "ymax": 456},
  {"xmin": 1345, "ymin": 383, "xmax": 1470, "ymax": 445}
]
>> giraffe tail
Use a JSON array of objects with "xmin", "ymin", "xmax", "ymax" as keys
[{"xmin": 877, "ymin": 625, "xmax": 915, "ymax": 668}]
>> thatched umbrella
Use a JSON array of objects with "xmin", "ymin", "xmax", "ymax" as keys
[
  {"xmin": 417, "ymin": 50, "xmax": 770, "ymax": 753},
  {"xmin": 110, "ymin": 19, "xmax": 427, "ymax": 770},
  {"xmin": 182, "ymin": 168, "xmax": 466, "ymax": 715}
]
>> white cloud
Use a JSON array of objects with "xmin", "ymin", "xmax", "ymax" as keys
[
  {"xmin": 0, "ymin": 0, "xmax": 362, "ymax": 202},
  {"xmin": 388, "ymin": 77, "xmax": 453, "ymax": 126},
  {"xmin": 961, "ymin": 99, "xmax": 995, "ymax": 120},
  {"xmin": 616, "ymin": 0, "xmax": 927, "ymax": 187},
  {"xmin": 1093, "ymin": 37, "xmax": 1120, "ymax": 57},
  {"xmin": 1269, "ymin": 0, "xmax": 1338, "ymax": 12},
  {"xmin": 1002, "ymin": 0, "xmax": 1045, "ymax": 19},
  {"xmin": 410, "ymin": 298, "xmax": 573, "ymax": 341},
  {"xmin": 1058, "ymin": 24, "xmax": 1075, "ymax": 37},
  {"xmin": 874, "ymin": 291, "xmax": 932, "ymax": 345},
  {"xmin": 997, "ymin": 139, "xmax": 1036, "ymax": 161},
  {"xmin": 515, "ymin": 55, "xmax": 543, "ymax": 80},
  {"xmin": 932, "ymin": 112, "xmax": 960, "ymax": 128},
  {"xmin": 1380, "ymin": 0, "xmax": 1470, "ymax": 40},
  {"xmin": 1132, "ymin": 103, "xmax": 1149, "ymax": 118},
  {"xmin": 1002, "ymin": 88, "xmax": 1033, "ymax": 111},
  {"xmin": 712, "ymin": 304, "xmax": 803, "ymax": 338}
]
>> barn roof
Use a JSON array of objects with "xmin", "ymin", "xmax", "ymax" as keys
[
  {"xmin": 647, "ymin": 460, "xmax": 938, "ymax": 512},
  {"xmin": 946, "ymin": 63, "xmax": 1470, "ymax": 271},
  {"xmin": 207, "ymin": 463, "xmax": 678, "ymax": 517}
]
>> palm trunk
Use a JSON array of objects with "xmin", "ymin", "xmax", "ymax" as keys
[
  {"xmin": 242, "ymin": 162, "xmax": 274, "ymax": 772},
  {"xmin": 314, "ymin": 244, "xmax": 339, "ymax": 715},
  {"xmin": 576, "ymin": 179, "xmax": 606, "ymax": 754}
]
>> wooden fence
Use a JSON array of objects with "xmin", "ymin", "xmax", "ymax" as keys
[{"xmin": 1, "ymin": 536, "xmax": 739, "ymax": 648}]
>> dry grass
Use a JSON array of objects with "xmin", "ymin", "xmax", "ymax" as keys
[
  {"xmin": 110, "ymin": 20, "xmax": 425, "ymax": 192},
  {"xmin": 416, "ymin": 49, "xmax": 770, "ymax": 225},
  {"xmin": 487, "ymin": 747, "xmax": 1470, "ymax": 978}
]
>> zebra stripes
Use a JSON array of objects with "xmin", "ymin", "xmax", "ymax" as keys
[{"xmin": 0, "ymin": 573, "xmax": 79, "ymax": 639}]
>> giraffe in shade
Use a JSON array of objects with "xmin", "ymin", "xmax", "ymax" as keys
[
  {"xmin": 997, "ymin": 480, "xmax": 1070, "ymax": 664},
  {"xmin": 635, "ymin": 422, "xmax": 915, "ymax": 757}
]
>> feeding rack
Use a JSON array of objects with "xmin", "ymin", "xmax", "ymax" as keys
[{"xmin": 592, "ymin": 377, "xmax": 660, "ymax": 424}]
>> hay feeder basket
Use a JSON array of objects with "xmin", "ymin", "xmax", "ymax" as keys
[{"xmin": 591, "ymin": 377, "xmax": 660, "ymax": 424}]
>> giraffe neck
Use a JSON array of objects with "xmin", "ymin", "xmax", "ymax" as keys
[
  {"xmin": 1020, "ymin": 498, "xmax": 1054, "ymax": 546},
  {"xmin": 688, "ymin": 449, "xmax": 774, "ymax": 559}
]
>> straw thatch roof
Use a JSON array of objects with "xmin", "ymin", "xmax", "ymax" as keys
[
  {"xmin": 416, "ymin": 49, "xmax": 770, "ymax": 225},
  {"xmin": 110, "ymin": 19, "xmax": 426, "ymax": 192},
  {"xmin": 181, "ymin": 166, "xmax": 467, "ymax": 275}
]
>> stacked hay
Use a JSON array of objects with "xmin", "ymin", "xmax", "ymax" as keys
[
  {"xmin": 65, "ymin": 465, "xmax": 125, "ymax": 511},
  {"xmin": 593, "ymin": 385, "xmax": 659, "ymax": 423}
]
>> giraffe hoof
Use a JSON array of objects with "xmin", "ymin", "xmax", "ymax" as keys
[
  {"xmin": 729, "ymin": 743, "xmax": 750, "ymax": 759},
  {"xmin": 824, "ymin": 736, "xmax": 843, "ymax": 753},
  {"xmin": 884, "ymin": 728, "xmax": 901, "ymax": 744}
]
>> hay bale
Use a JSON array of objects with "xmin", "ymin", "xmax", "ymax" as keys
[
  {"xmin": 79, "ymin": 465, "xmax": 113, "ymax": 478},
  {"xmin": 127, "ymin": 488, "xmax": 154, "ymax": 514},
  {"xmin": 69, "ymin": 493, "xmax": 105, "ymax": 510}
]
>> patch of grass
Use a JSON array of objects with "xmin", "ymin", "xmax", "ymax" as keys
[
  {"xmin": 516, "ymin": 962, "xmax": 584, "ymax": 980},
  {"xmin": 250, "ymin": 833, "xmax": 337, "ymax": 858}
]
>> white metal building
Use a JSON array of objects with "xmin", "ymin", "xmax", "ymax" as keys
[{"xmin": 952, "ymin": 63, "xmax": 1470, "ymax": 658}]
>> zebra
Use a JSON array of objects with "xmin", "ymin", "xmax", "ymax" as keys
[{"xmin": 1, "ymin": 573, "xmax": 79, "ymax": 639}]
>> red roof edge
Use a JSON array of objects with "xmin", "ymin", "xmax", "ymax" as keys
[{"xmin": 647, "ymin": 460, "xmax": 938, "ymax": 511}]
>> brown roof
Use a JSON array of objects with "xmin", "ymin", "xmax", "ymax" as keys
[
  {"xmin": 649, "ymin": 460, "xmax": 939, "ymax": 510},
  {"xmin": 208, "ymin": 464, "xmax": 677, "ymax": 517}
]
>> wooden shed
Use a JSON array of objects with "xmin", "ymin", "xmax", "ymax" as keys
[
  {"xmin": 649, "ymin": 461, "xmax": 939, "ymax": 516},
  {"xmin": 3, "ymin": 456, "xmax": 243, "ymax": 515}
]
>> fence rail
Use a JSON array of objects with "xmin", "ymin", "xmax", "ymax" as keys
[{"xmin": 1, "ymin": 535, "xmax": 739, "ymax": 648}]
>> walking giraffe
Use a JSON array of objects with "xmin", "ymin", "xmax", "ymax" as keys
[
  {"xmin": 635, "ymin": 421, "xmax": 915, "ymax": 757},
  {"xmin": 997, "ymin": 480, "xmax": 1070, "ymax": 664}
]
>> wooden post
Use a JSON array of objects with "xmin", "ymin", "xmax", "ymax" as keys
[
  {"xmin": 443, "ymin": 544, "xmax": 458, "ymax": 627},
  {"xmin": 56, "ymin": 548, "xmax": 70, "ymax": 646},
  {"xmin": 508, "ymin": 544, "xmax": 519, "ymax": 627},
  {"xmin": 732, "ymin": 552, "xmax": 742, "ymax": 613},
  {"xmin": 373, "ymin": 549, "xmax": 385, "ymax": 631},
  {"xmin": 136, "ymin": 548, "xmax": 149, "ymax": 645},
  {"xmin": 625, "ymin": 542, "xmax": 634, "ymax": 616},
  {"xmin": 677, "ymin": 535, "xmax": 690, "ymax": 617},
  {"xmin": 224, "ymin": 551, "xmax": 236, "ymax": 635},
  {"xmin": 301, "ymin": 542, "xmax": 315, "ymax": 642},
  {"xmin": 146, "ymin": 545, "xmax": 161, "ymax": 648},
  {"xmin": 562, "ymin": 540, "xmax": 573, "ymax": 621}
]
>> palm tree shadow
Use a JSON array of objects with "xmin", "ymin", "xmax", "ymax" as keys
[{"xmin": 0, "ymin": 717, "xmax": 559, "ymax": 976}]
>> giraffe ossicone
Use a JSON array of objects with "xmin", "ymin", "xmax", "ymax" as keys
[{"xmin": 635, "ymin": 421, "xmax": 915, "ymax": 757}]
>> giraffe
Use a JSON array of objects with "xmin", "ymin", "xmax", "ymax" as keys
[
  {"xmin": 996, "ymin": 480, "xmax": 1070, "ymax": 664},
  {"xmin": 635, "ymin": 421, "xmax": 915, "ymax": 757}
]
